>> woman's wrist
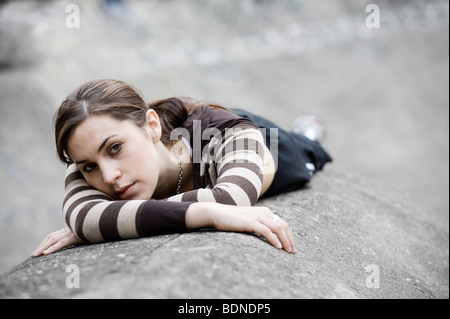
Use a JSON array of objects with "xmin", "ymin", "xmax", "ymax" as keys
[{"xmin": 185, "ymin": 202, "xmax": 213, "ymax": 230}]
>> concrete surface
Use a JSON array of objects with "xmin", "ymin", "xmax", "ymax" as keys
[
  {"xmin": 0, "ymin": 0, "xmax": 448, "ymax": 298},
  {"xmin": 0, "ymin": 169, "xmax": 448, "ymax": 298}
]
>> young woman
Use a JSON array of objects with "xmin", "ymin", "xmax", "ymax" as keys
[{"xmin": 33, "ymin": 79, "xmax": 332, "ymax": 257}]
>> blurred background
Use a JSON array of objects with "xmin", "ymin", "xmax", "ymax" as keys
[{"xmin": 0, "ymin": 0, "xmax": 448, "ymax": 274}]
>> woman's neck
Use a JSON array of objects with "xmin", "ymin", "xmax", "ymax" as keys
[{"xmin": 153, "ymin": 140, "xmax": 193, "ymax": 199}]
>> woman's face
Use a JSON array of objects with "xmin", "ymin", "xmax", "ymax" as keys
[{"xmin": 67, "ymin": 112, "xmax": 162, "ymax": 200}]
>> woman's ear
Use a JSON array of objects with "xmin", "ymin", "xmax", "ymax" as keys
[{"xmin": 145, "ymin": 109, "xmax": 162, "ymax": 143}]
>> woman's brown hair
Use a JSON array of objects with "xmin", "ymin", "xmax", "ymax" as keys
[{"xmin": 54, "ymin": 79, "xmax": 229, "ymax": 165}]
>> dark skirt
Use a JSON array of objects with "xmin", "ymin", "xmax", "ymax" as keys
[{"xmin": 232, "ymin": 109, "xmax": 333, "ymax": 198}]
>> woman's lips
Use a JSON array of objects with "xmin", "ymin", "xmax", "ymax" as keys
[{"xmin": 115, "ymin": 183, "xmax": 135, "ymax": 200}]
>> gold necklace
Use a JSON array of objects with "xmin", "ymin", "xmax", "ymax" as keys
[{"xmin": 171, "ymin": 140, "xmax": 183, "ymax": 194}]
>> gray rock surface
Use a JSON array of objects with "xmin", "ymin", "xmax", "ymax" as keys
[{"xmin": 1, "ymin": 169, "xmax": 448, "ymax": 299}]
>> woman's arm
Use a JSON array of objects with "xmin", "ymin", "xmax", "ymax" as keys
[
  {"xmin": 33, "ymin": 165, "xmax": 193, "ymax": 256},
  {"xmin": 62, "ymin": 164, "xmax": 192, "ymax": 243},
  {"xmin": 167, "ymin": 127, "xmax": 268, "ymax": 206},
  {"xmin": 33, "ymin": 201, "xmax": 295, "ymax": 256}
]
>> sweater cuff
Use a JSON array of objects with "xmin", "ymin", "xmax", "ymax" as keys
[{"xmin": 136, "ymin": 200, "xmax": 193, "ymax": 236}]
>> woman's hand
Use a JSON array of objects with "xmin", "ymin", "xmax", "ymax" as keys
[
  {"xmin": 186, "ymin": 202, "xmax": 296, "ymax": 254},
  {"xmin": 32, "ymin": 228, "xmax": 84, "ymax": 257}
]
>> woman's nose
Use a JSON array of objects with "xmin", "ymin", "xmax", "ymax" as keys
[{"xmin": 101, "ymin": 163, "xmax": 121, "ymax": 185}]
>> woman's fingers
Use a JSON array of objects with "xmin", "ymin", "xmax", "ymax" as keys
[
  {"xmin": 285, "ymin": 225, "xmax": 295, "ymax": 253},
  {"xmin": 261, "ymin": 215, "xmax": 295, "ymax": 254},
  {"xmin": 235, "ymin": 206, "xmax": 296, "ymax": 254},
  {"xmin": 275, "ymin": 218, "xmax": 295, "ymax": 254},
  {"xmin": 252, "ymin": 214, "xmax": 295, "ymax": 254},
  {"xmin": 42, "ymin": 237, "xmax": 73, "ymax": 255},
  {"xmin": 252, "ymin": 223, "xmax": 283, "ymax": 250},
  {"xmin": 33, "ymin": 230, "xmax": 63, "ymax": 256},
  {"xmin": 32, "ymin": 228, "xmax": 82, "ymax": 257}
]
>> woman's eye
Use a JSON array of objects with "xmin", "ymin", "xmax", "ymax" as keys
[
  {"xmin": 83, "ymin": 163, "xmax": 97, "ymax": 173},
  {"xmin": 109, "ymin": 143, "xmax": 122, "ymax": 156}
]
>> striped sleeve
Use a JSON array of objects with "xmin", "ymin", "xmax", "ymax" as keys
[
  {"xmin": 63, "ymin": 164, "xmax": 191, "ymax": 244},
  {"xmin": 167, "ymin": 127, "xmax": 265, "ymax": 206}
]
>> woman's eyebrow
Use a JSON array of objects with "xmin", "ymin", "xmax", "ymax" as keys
[
  {"xmin": 97, "ymin": 135, "xmax": 117, "ymax": 153},
  {"xmin": 74, "ymin": 135, "xmax": 117, "ymax": 165}
]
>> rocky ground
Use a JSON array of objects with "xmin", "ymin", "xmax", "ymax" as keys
[
  {"xmin": 1, "ymin": 169, "xmax": 448, "ymax": 298},
  {"xmin": 0, "ymin": 0, "xmax": 448, "ymax": 298}
]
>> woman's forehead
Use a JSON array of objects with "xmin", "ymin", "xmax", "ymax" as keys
[
  {"xmin": 73, "ymin": 116, "xmax": 126, "ymax": 138},
  {"xmin": 67, "ymin": 116, "xmax": 136, "ymax": 158}
]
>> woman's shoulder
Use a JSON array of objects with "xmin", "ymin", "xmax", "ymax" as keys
[{"xmin": 183, "ymin": 105, "xmax": 258, "ymax": 136}]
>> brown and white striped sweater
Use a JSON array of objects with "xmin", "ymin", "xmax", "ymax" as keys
[{"xmin": 63, "ymin": 106, "xmax": 266, "ymax": 243}]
